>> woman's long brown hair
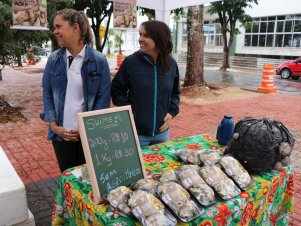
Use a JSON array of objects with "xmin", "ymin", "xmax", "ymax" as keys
[{"xmin": 141, "ymin": 20, "xmax": 173, "ymax": 74}]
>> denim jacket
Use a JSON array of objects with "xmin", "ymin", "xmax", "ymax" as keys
[{"xmin": 40, "ymin": 46, "xmax": 111, "ymax": 141}]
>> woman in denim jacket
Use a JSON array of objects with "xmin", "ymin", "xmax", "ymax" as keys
[{"xmin": 40, "ymin": 9, "xmax": 111, "ymax": 172}]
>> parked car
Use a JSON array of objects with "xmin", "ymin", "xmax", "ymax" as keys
[{"xmin": 276, "ymin": 57, "xmax": 301, "ymax": 80}]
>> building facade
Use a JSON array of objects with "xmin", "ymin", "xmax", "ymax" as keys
[{"xmin": 176, "ymin": 0, "xmax": 301, "ymax": 59}]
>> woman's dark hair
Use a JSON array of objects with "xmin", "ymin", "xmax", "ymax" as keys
[
  {"xmin": 55, "ymin": 9, "xmax": 93, "ymax": 46},
  {"xmin": 140, "ymin": 20, "xmax": 173, "ymax": 74}
]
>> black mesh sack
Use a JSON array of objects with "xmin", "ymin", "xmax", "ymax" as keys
[{"xmin": 224, "ymin": 117, "xmax": 295, "ymax": 174}]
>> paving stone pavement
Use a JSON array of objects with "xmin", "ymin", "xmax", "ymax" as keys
[{"xmin": 0, "ymin": 64, "xmax": 300, "ymax": 225}]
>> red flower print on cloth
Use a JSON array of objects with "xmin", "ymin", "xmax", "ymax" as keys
[
  {"xmin": 64, "ymin": 182, "xmax": 74, "ymax": 210},
  {"xmin": 143, "ymin": 154, "xmax": 166, "ymax": 162},
  {"xmin": 285, "ymin": 174, "xmax": 294, "ymax": 197},
  {"xmin": 186, "ymin": 144, "xmax": 202, "ymax": 150},
  {"xmin": 199, "ymin": 219, "xmax": 213, "ymax": 226},
  {"xmin": 214, "ymin": 203, "xmax": 233, "ymax": 226},
  {"xmin": 203, "ymin": 135, "xmax": 214, "ymax": 140},
  {"xmin": 63, "ymin": 171, "xmax": 72, "ymax": 177},
  {"xmin": 272, "ymin": 177, "xmax": 279, "ymax": 193},
  {"xmin": 241, "ymin": 201, "xmax": 254, "ymax": 226},
  {"xmin": 262, "ymin": 185, "xmax": 269, "ymax": 196},
  {"xmin": 89, "ymin": 191, "xmax": 95, "ymax": 202},
  {"xmin": 279, "ymin": 168, "xmax": 287, "ymax": 185},
  {"xmin": 146, "ymin": 169, "xmax": 152, "ymax": 175},
  {"xmin": 267, "ymin": 192, "xmax": 275, "ymax": 203},
  {"xmin": 269, "ymin": 213, "xmax": 278, "ymax": 224},
  {"xmin": 151, "ymin": 147, "xmax": 161, "ymax": 152},
  {"xmin": 78, "ymin": 198, "xmax": 85, "ymax": 211},
  {"xmin": 219, "ymin": 148, "xmax": 226, "ymax": 153},
  {"xmin": 239, "ymin": 192, "xmax": 250, "ymax": 200},
  {"xmin": 251, "ymin": 208, "xmax": 259, "ymax": 220}
]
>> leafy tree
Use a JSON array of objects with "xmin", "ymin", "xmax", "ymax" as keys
[
  {"xmin": 208, "ymin": 0, "xmax": 258, "ymax": 71},
  {"xmin": 0, "ymin": 1, "xmax": 51, "ymax": 80},
  {"xmin": 183, "ymin": 5, "xmax": 205, "ymax": 87},
  {"xmin": 0, "ymin": 0, "xmax": 14, "ymax": 79},
  {"xmin": 73, "ymin": 0, "xmax": 113, "ymax": 52}
]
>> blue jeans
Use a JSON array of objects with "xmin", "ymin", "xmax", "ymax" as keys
[{"xmin": 138, "ymin": 129, "xmax": 170, "ymax": 148}]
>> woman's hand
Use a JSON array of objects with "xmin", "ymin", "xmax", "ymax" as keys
[
  {"xmin": 159, "ymin": 113, "xmax": 173, "ymax": 133},
  {"xmin": 50, "ymin": 122, "xmax": 79, "ymax": 141}
]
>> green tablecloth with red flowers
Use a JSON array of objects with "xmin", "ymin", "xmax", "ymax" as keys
[{"xmin": 51, "ymin": 134, "xmax": 294, "ymax": 226}]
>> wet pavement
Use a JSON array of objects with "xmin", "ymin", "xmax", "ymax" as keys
[
  {"xmin": 178, "ymin": 64, "xmax": 301, "ymax": 96},
  {"xmin": 0, "ymin": 58, "xmax": 300, "ymax": 225}
]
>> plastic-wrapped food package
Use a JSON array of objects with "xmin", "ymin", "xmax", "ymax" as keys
[
  {"xmin": 219, "ymin": 155, "xmax": 254, "ymax": 190},
  {"xmin": 159, "ymin": 170, "xmax": 178, "ymax": 182},
  {"xmin": 179, "ymin": 165, "xmax": 201, "ymax": 171},
  {"xmin": 175, "ymin": 150, "xmax": 202, "ymax": 165},
  {"xmin": 124, "ymin": 190, "xmax": 177, "ymax": 226},
  {"xmin": 156, "ymin": 181, "xmax": 202, "ymax": 222},
  {"xmin": 133, "ymin": 179, "xmax": 159, "ymax": 194},
  {"xmin": 105, "ymin": 186, "xmax": 132, "ymax": 215},
  {"xmin": 198, "ymin": 151, "xmax": 221, "ymax": 166},
  {"xmin": 176, "ymin": 168, "xmax": 216, "ymax": 206},
  {"xmin": 199, "ymin": 165, "xmax": 241, "ymax": 200}
]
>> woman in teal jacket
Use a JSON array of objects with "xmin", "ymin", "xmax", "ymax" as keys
[
  {"xmin": 41, "ymin": 9, "xmax": 111, "ymax": 172},
  {"xmin": 111, "ymin": 20, "xmax": 180, "ymax": 147}
]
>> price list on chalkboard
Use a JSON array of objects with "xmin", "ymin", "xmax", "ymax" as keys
[{"xmin": 78, "ymin": 106, "xmax": 146, "ymax": 202}]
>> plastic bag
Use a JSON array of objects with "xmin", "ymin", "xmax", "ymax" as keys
[{"xmin": 225, "ymin": 117, "xmax": 295, "ymax": 174}]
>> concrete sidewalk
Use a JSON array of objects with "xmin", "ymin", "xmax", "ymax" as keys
[{"xmin": 0, "ymin": 63, "xmax": 300, "ymax": 225}]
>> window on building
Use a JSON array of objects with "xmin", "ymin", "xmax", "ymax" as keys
[
  {"xmin": 284, "ymin": 34, "xmax": 292, "ymax": 47},
  {"xmin": 203, "ymin": 22, "xmax": 223, "ymax": 47},
  {"xmin": 267, "ymin": 21, "xmax": 275, "ymax": 33},
  {"xmin": 244, "ymin": 35, "xmax": 251, "ymax": 46},
  {"xmin": 244, "ymin": 14, "xmax": 301, "ymax": 48},
  {"xmin": 275, "ymin": 34, "xmax": 283, "ymax": 47},
  {"xmin": 277, "ymin": 21, "xmax": 284, "ymax": 32},
  {"xmin": 252, "ymin": 35, "xmax": 258, "ymax": 46},
  {"xmin": 266, "ymin": 35, "xmax": 274, "ymax": 47},
  {"xmin": 285, "ymin": 20, "xmax": 292, "ymax": 32},
  {"xmin": 259, "ymin": 35, "xmax": 266, "ymax": 47},
  {"xmin": 294, "ymin": 20, "xmax": 301, "ymax": 32},
  {"xmin": 252, "ymin": 21, "xmax": 259, "ymax": 33}
]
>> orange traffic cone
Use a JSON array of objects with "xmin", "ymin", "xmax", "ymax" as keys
[
  {"xmin": 115, "ymin": 53, "xmax": 124, "ymax": 70},
  {"xmin": 257, "ymin": 64, "xmax": 277, "ymax": 93}
]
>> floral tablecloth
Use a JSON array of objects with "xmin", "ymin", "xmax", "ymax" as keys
[{"xmin": 51, "ymin": 134, "xmax": 294, "ymax": 226}]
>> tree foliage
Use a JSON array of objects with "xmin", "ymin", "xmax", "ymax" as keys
[
  {"xmin": 207, "ymin": 0, "xmax": 258, "ymax": 71},
  {"xmin": 0, "ymin": 0, "xmax": 50, "ymax": 80}
]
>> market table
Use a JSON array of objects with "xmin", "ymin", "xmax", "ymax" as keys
[{"xmin": 51, "ymin": 134, "xmax": 294, "ymax": 226}]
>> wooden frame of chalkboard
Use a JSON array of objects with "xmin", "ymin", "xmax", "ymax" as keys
[{"xmin": 77, "ymin": 105, "xmax": 147, "ymax": 204}]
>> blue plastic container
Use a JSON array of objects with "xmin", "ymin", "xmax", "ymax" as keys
[{"xmin": 216, "ymin": 115, "xmax": 234, "ymax": 146}]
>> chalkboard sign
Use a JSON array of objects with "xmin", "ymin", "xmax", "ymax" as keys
[{"xmin": 77, "ymin": 106, "xmax": 146, "ymax": 203}]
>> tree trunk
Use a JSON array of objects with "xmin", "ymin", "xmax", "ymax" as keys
[
  {"xmin": 17, "ymin": 55, "xmax": 22, "ymax": 66},
  {"xmin": 220, "ymin": 29, "xmax": 230, "ymax": 71},
  {"xmin": 183, "ymin": 5, "xmax": 205, "ymax": 87}
]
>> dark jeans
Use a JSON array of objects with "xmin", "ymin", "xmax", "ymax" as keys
[{"xmin": 52, "ymin": 140, "xmax": 86, "ymax": 173}]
